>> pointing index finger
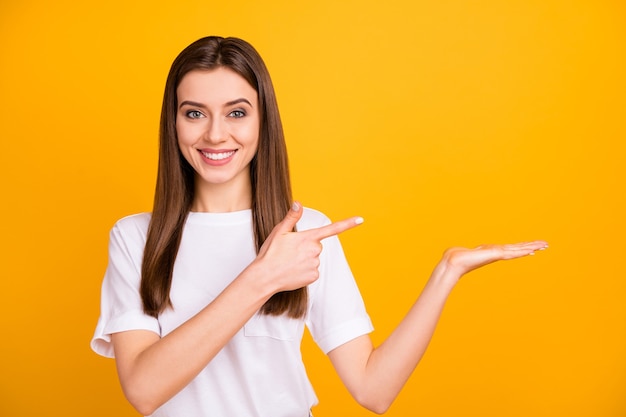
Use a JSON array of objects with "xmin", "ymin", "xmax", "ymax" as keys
[{"xmin": 307, "ymin": 216, "xmax": 364, "ymax": 241}]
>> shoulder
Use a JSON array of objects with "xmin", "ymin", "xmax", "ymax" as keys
[
  {"xmin": 113, "ymin": 212, "xmax": 151, "ymax": 229},
  {"xmin": 298, "ymin": 207, "xmax": 331, "ymax": 232},
  {"xmin": 109, "ymin": 213, "xmax": 152, "ymax": 242}
]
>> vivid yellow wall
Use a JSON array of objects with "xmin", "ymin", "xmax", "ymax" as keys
[{"xmin": 1, "ymin": 1, "xmax": 624, "ymax": 416}]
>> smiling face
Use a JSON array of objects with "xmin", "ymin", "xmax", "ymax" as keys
[{"xmin": 176, "ymin": 67, "xmax": 260, "ymax": 210}]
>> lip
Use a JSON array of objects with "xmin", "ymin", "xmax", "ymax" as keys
[{"xmin": 197, "ymin": 148, "xmax": 237, "ymax": 166}]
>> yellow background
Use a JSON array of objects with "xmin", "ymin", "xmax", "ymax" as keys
[{"xmin": 1, "ymin": 1, "xmax": 624, "ymax": 416}]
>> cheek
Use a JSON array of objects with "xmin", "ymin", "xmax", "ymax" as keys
[
  {"xmin": 176, "ymin": 139, "xmax": 193, "ymax": 165},
  {"xmin": 175, "ymin": 126, "xmax": 195, "ymax": 161},
  {"xmin": 247, "ymin": 131, "xmax": 260, "ymax": 148},
  {"xmin": 242, "ymin": 121, "xmax": 261, "ymax": 147},
  {"xmin": 176, "ymin": 123, "xmax": 201, "ymax": 147}
]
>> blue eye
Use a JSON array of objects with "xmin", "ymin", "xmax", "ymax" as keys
[
  {"xmin": 186, "ymin": 110, "xmax": 204, "ymax": 119},
  {"xmin": 229, "ymin": 110, "xmax": 246, "ymax": 118}
]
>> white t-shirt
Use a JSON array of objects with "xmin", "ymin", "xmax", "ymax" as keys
[{"xmin": 91, "ymin": 208, "xmax": 373, "ymax": 417}]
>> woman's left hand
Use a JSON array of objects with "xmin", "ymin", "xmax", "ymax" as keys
[{"xmin": 434, "ymin": 240, "xmax": 549, "ymax": 282}]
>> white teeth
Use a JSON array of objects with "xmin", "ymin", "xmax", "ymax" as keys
[{"xmin": 202, "ymin": 151, "xmax": 235, "ymax": 160}]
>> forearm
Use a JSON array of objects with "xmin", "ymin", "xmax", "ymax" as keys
[
  {"xmin": 364, "ymin": 269, "xmax": 457, "ymax": 411},
  {"xmin": 334, "ymin": 242, "xmax": 547, "ymax": 413},
  {"xmin": 114, "ymin": 204, "xmax": 361, "ymax": 414},
  {"xmin": 330, "ymin": 265, "xmax": 459, "ymax": 414},
  {"xmin": 114, "ymin": 263, "xmax": 274, "ymax": 415}
]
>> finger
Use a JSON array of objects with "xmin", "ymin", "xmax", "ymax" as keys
[
  {"xmin": 502, "ymin": 240, "xmax": 549, "ymax": 252},
  {"xmin": 499, "ymin": 241, "xmax": 549, "ymax": 258},
  {"xmin": 525, "ymin": 240, "xmax": 549, "ymax": 255},
  {"xmin": 272, "ymin": 201, "xmax": 304, "ymax": 235},
  {"xmin": 307, "ymin": 216, "xmax": 364, "ymax": 241},
  {"xmin": 530, "ymin": 240, "xmax": 549, "ymax": 250}
]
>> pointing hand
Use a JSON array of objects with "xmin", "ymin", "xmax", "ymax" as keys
[{"xmin": 255, "ymin": 202, "xmax": 363, "ymax": 292}]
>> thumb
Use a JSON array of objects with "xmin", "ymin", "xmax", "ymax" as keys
[{"xmin": 274, "ymin": 201, "xmax": 304, "ymax": 234}]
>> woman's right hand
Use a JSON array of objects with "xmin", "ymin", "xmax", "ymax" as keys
[{"xmin": 253, "ymin": 202, "xmax": 363, "ymax": 293}]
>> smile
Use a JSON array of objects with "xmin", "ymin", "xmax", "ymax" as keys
[{"xmin": 200, "ymin": 150, "xmax": 236, "ymax": 160}]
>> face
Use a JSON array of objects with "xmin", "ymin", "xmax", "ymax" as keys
[{"xmin": 176, "ymin": 67, "xmax": 260, "ymax": 197}]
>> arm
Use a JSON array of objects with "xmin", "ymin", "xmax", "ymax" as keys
[
  {"xmin": 328, "ymin": 241, "xmax": 549, "ymax": 414},
  {"xmin": 112, "ymin": 266, "xmax": 273, "ymax": 415},
  {"xmin": 111, "ymin": 203, "xmax": 362, "ymax": 415}
]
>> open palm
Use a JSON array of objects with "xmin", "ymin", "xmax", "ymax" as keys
[{"xmin": 435, "ymin": 241, "xmax": 549, "ymax": 279}]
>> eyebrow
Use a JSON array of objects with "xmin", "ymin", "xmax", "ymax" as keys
[{"xmin": 178, "ymin": 98, "xmax": 253, "ymax": 109}]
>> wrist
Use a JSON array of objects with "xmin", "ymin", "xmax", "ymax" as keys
[
  {"xmin": 428, "ymin": 259, "xmax": 462, "ymax": 292},
  {"xmin": 239, "ymin": 261, "xmax": 279, "ymax": 302}
]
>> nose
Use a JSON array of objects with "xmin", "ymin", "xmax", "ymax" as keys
[{"xmin": 204, "ymin": 117, "xmax": 227, "ymax": 143}]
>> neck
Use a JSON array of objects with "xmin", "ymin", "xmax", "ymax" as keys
[{"xmin": 191, "ymin": 176, "xmax": 253, "ymax": 213}]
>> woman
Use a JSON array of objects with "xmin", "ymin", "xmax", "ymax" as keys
[{"xmin": 91, "ymin": 36, "xmax": 547, "ymax": 417}]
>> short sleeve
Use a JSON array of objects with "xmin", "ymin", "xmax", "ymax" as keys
[
  {"xmin": 301, "ymin": 209, "xmax": 374, "ymax": 354},
  {"xmin": 91, "ymin": 214, "xmax": 160, "ymax": 358}
]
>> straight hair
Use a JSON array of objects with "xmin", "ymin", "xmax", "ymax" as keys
[{"xmin": 140, "ymin": 36, "xmax": 307, "ymax": 319}]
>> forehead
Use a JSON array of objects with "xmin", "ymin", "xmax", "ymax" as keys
[{"xmin": 176, "ymin": 67, "xmax": 258, "ymax": 104}]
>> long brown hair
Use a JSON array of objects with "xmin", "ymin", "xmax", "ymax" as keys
[{"xmin": 140, "ymin": 36, "xmax": 307, "ymax": 319}]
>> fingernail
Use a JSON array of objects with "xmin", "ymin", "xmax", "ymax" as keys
[
  {"xmin": 292, "ymin": 201, "xmax": 300, "ymax": 211},
  {"xmin": 528, "ymin": 251, "xmax": 535, "ymax": 256},
  {"xmin": 355, "ymin": 217, "xmax": 364, "ymax": 225}
]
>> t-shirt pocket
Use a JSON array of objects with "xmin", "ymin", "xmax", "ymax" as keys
[{"xmin": 244, "ymin": 312, "xmax": 304, "ymax": 341}]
